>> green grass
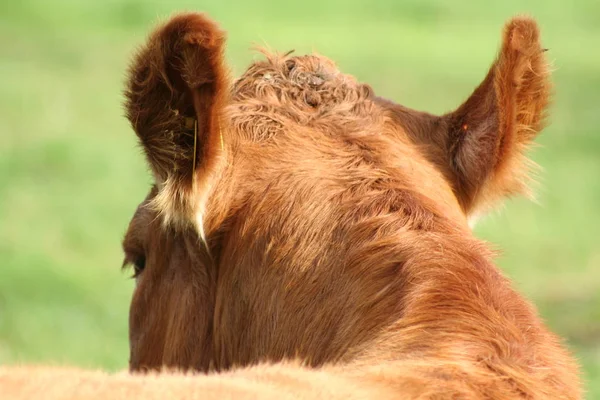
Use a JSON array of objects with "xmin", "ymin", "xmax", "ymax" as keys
[{"xmin": 1, "ymin": 0, "xmax": 598, "ymax": 395}]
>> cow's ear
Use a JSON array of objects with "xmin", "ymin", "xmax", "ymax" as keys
[
  {"xmin": 124, "ymin": 13, "xmax": 229, "ymax": 225},
  {"xmin": 444, "ymin": 16, "xmax": 552, "ymax": 216}
]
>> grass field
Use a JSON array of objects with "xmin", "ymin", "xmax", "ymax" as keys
[{"xmin": 1, "ymin": 0, "xmax": 598, "ymax": 395}]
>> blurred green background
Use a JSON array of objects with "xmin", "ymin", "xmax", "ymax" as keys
[{"xmin": 1, "ymin": 0, "xmax": 598, "ymax": 395}]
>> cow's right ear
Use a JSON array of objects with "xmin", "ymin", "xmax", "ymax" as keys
[
  {"xmin": 124, "ymin": 13, "xmax": 230, "ymax": 225},
  {"xmin": 442, "ymin": 17, "xmax": 551, "ymax": 217}
]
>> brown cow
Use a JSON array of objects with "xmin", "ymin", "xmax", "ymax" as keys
[{"xmin": 0, "ymin": 12, "xmax": 582, "ymax": 400}]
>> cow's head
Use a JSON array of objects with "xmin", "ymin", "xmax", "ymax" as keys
[{"xmin": 122, "ymin": 13, "xmax": 551, "ymax": 372}]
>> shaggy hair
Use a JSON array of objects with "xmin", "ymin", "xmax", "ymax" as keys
[{"xmin": 1, "ymin": 12, "xmax": 581, "ymax": 400}]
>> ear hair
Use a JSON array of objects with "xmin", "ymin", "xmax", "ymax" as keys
[
  {"xmin": 445, "ymin": 16, "xmax": 552, "ymax": 214},
  {"xmin": 124, "ymin": 13, "xmax": 230, "ymax": 227}
]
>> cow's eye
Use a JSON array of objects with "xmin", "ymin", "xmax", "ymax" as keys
[{"xmin": 133, "ymin": 255, "xmax": 146, "ymax": 278}]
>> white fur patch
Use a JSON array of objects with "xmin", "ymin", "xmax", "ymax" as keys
[
  {"xmin": 468, "ymin": 213, "xmax": 481, "ymax": 229},
  {"xmin": 192, "ymin": 149, "xmax": 227, "ymax": 253}
]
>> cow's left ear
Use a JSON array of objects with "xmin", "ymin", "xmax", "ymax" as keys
[
  {"xmin": 443, "ymin": 16, "xmax": 552, "ymax": 216},
  {"xmin": 124, "ymin": 13, "xmax": 230, "ymax": 225}
]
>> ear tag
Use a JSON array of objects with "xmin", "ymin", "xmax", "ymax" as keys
[{"xmin": 462, "ymin": 123, "xmax": 469, "ymax": 132}]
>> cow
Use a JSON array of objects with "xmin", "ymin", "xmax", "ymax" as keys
[{"xmin": 0, "ymin": 12, "xmax": 581, "ymax": 399}]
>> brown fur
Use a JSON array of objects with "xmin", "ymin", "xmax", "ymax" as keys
[
  {"xmin": 381, "ymin": 18, "xmax": 551, "ymax": 217},
  {"xmin": 124, "ymin": 14, "xmax": 230, "ymax": 226},
  {"xmin": 1, "ymin": 13, "xmax": 581, "ymax": 399}
]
